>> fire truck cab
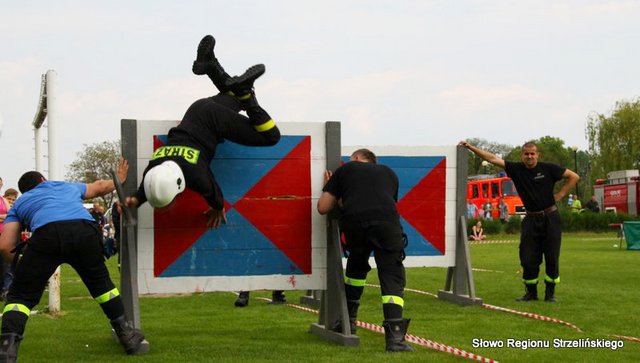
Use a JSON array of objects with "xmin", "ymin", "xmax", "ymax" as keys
[
  {"xmin": 467, "ymin": 174, "xmax": 525, "ymax": 219},
  {"xmin": 594, "ymin": 170, "xmax": 640, "ymax": 216}
]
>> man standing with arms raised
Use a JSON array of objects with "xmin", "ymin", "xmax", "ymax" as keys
[{"xmin": 459, "ymin": 141, "xmax": 579, "ymax": 302}]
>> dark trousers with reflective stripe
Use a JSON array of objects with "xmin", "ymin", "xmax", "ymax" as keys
[
  {"xmin": 204, "ymin": 94, "xmax": 280, "ymax": 145},
  {"xmin": 341, "ymin": 219, "xmax": 406, "ymax": 320},
  {"xmin": 519, "ymin": 210, "xmax": 562, "ymax": 282},
  {"xmin": 2, "ymin": 220, "xmax": 124, "ymax": 335}
]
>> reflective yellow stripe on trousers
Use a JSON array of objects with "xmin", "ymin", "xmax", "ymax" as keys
[
  {"xmin": 3, "ymin": 303, "xmax": 30, "ymax": 317},
  {"xmin": 254, "ymin": 119, "xmax": 276, "ymax": 132},
  {"xmin": 95, "ymin": 288, "xmax": 120, "ymax": 304},
  {"xmin": 381, "ymin": 295, "xmax": 405, "ymax": 307},
  {"xmin": 344, "ymin": 276, "xmax": 366, "ymax": 287}
]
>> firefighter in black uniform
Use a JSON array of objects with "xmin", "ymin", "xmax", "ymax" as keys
[
  {"xmin": 318, "ymin": 148, "xmax": 413, "ymax": 352},
  {"xmin": 126, "ymin": 35, "xmax": 280, "ymax": 228},
  {"xmin": 459, "ymin": 140, "xmax": 579, "ymax": 302}
]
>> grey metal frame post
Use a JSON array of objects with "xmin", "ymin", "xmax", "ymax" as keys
[
  {"xmin": 119, "ymin": 119, "xmax": 143, "ymax": 327},
  {"xmin": 437, "ymin": 145, "xmax": 483, "ymax": 306},
  {"xmin": 309, "ymin": 122, "xmax": 359, "ymax": 346}
]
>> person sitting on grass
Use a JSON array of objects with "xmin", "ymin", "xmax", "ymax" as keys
[{"xmin": 470, "ymin": 221, "xmax": 486, "ymax": 241}]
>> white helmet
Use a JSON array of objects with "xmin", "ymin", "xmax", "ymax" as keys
[{"xmin": 143, "ymin": 161, "xmax": 185, "ymax": 208}]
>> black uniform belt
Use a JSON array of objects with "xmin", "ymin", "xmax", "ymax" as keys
[{"xmin": 526, "ymin": 205, "xmax": 558, "ymax": 216}]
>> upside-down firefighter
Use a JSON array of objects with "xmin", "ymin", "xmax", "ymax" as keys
[{"xmin": 126, "ymin": 34, "xmax": 280, "ymax": 229}]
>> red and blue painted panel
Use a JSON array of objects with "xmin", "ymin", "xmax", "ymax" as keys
[
  {"xmin": 153, "ymin": 135, "xmax": 312, "ymax": 277},
  {"xmin": 341, "ymin": 155, "xmax": 447, "ymax": 256}
]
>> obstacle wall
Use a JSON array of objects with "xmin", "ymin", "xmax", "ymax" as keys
[
  {"xmin": 341, "ymin": 146, "xmax": 459, "ymax": 268},
  {"xmin": 122, "ymin": 120, "xmax": 329, "ymax": 294},
  {"xmin": 121, "ymin": 120, "xmax": 463, "ymax": 295}
]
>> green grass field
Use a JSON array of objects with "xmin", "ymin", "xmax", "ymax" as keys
[{"xmin": 12, "ymin": 233, "xmax": 640, "ymax": 362}]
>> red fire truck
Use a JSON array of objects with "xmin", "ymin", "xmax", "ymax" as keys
[
  {"xmin": 467, "ymin": 174, "xmax": 525, "ymax": 218},
  {"xmin": 594, "ymin": 170, "xmax": 639, "ymax": 216}
]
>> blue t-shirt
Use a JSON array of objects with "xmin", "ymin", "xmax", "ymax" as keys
[{"xmin": 5, "ymin": 181, "xmax": 94, "ymax": 231}]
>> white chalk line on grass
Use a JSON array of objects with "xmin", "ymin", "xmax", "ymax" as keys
[
  {"xmin": 253, "ymin": 296, "xmax": 499, "ymax": 363},
  {"xmin": 472, "ymin": 268, "xmax": 505, "ymax": 273}
]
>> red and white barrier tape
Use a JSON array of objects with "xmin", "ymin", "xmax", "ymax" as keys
[
  {"xmin": 366, "ymin": 284, "xmax": 582, "ymax": 332},
  {"xmin": 355, "ymin": 320, "xmax": 498, "ymax": 362},
  {"xmin": 481, "ymin": 303, "xmax": 582, "ymax": 332},
  {"xmin": 469, "ymin": 240, "xmax": 518, "ymax": 245},
  {"xmin": 258, "ymin": 296, "xmax": 500, "ymax": 363},
  {"xmin": 401, "ymin": 286, "xmax": 438, "ymax": 297},
  {"xmin": 612, "ymin": 334, "xmax": 640, "ymax": 343},
  {"xmin": 470, "ymin": 237, "xmax": 617, "ymax": 245}
]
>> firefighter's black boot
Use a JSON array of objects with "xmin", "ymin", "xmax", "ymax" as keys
[
  {"xmin": 383, "ymin": 318, "xmax": 414, "ymax": 352},
  {"xmin": 545, "ymin": 282, "xmax": 557, "ymax": 302},
  {"xmin": 110, "ymin": 315, "xmax": 148, "ymax": 355},
  {"xmin": 225, "ymin": 64, "xmax": 266, "ymax": 100},
  {"xmin": 192, "ymin": 35, "xmax": 232, "ymax": 92},
  {"xmin": 235, "ymin": 291, "xmax": 250, "ymax": 307},
  {"xmin": 331, "ymin": 299, "xmax": 359, "ymax": 334},
  {"xmin": 0, "ymin": 333, "xmax": 22, "ymax": 363},
  {"xmin": 192, "ymin": 35, "xmax": 215, "ymax": 75},
  {"xmin": 516, "ymin": 283, "xmax": 538, "ymax": 301},
  {"xmin": 271, "ymin": 291, "xmax": 287, "ymax": 304}
]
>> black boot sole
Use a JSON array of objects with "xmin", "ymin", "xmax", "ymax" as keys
[
  {"xmin": 193, "ymin": 35, "xmax": 216, "ymax": 75},
  {"xmin": 225, "ymin": 64, "xmax": 266, "ymax": 95}
]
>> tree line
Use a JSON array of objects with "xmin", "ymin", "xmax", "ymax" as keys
[{"xmin": 466, "ymin": 98, "xmax": 640, "ymax": 200}]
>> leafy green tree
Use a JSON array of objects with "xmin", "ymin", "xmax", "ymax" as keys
[
  {"xmin": 504, "ymin": 136, "xmax": 587, "ymax": 199},
  {"xmin": 465, "ymin": 138, "xmax": 514, "ymax": 176},
  {"xmin": 586, "ymin": 99, "xmax": 640, "ymax": 184},
  {"xmin": 65, "ymin": 140, "xmax": 121, "ymax": 207},
  {"xmin": 504, "ymin": 136, "xmax": 572, "ymax": 166}
]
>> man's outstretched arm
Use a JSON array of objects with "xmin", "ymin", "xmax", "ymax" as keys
[{"xmin": 458, "ymin": 141, "xmax": 506, "ymax": 168}]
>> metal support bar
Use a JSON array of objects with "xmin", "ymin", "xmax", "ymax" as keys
[
  {"xmin": 438, "ymin": 145, "xmax": 483, "ymax": 306},
  {"xmin": 309, "ymin": 122, "xmax": 359, "ymax": 346},
  {"xmin": 118, "ymin": 119, "xmax": 143, "ymax": 327},
  {"xmin": 309, "ymin": 218, "xmax": 359, "ymax": 346}
]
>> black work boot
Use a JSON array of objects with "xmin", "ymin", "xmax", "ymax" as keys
[
  {"xmin": 516, "ymin": 283, "xmax": 539, "ymax": 301},
  {"xmin": 271, "ymin": 291, "xmax": 287, "ymax": 304},
  {"xmin": 235, "ymin": 291, "xmax": 250, "ymax": 307},
  {"xmin": 192, "ymin": 35, "xmax": 215, "ymax": 74},
  {"xmin": 382, "ymin": 318, "xmax": 414, "ymax": 352},
  {"xmin": 0, "ymin": 333, "xmax": 22, "ymax": 363},
  {"xmin": 330, "ymin": 299, "xmax": 359, "ymax": 334},
  {"xmin": 192, "ymin": 35, "xmax": 232, "ymax": 92},
  {"xmin": 225, "ymin": 64, "xmax": 266, "ymax": 100},
  {"xmin": 545, "ymin": 282, "xmax": 557, "ymax": 302},
  {"xmin": 110, "ymin": 316, "xmax": 148, "ymax": 355}
]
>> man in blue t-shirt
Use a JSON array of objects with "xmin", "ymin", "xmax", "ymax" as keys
[
  {"xmin": 459, "ymin": 141, "xmax": 579, "ymax": 303},
  {"xmin": 0, "ymin": 159, "xmax": 148, "ymax": 361}
]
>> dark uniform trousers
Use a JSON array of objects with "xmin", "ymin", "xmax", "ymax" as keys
[
  {"xmin": 519, "ymin": 210, "xmax": 562, "ymax": 284},
  {"xmin": 341, "ymin": 219, "xmax": 406, "ymax": 320},
  {"xmin": 3, "ymin": 220, "xmax": 124, "ymax": 335},
  {"xmin": 206, "ymin": 94, "xmax": 279, "ymax": 146}
]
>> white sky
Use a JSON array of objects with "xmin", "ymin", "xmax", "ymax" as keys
[{"xmin": 1, "ymin": 0, "xmax": 639, "ymax": 190}]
